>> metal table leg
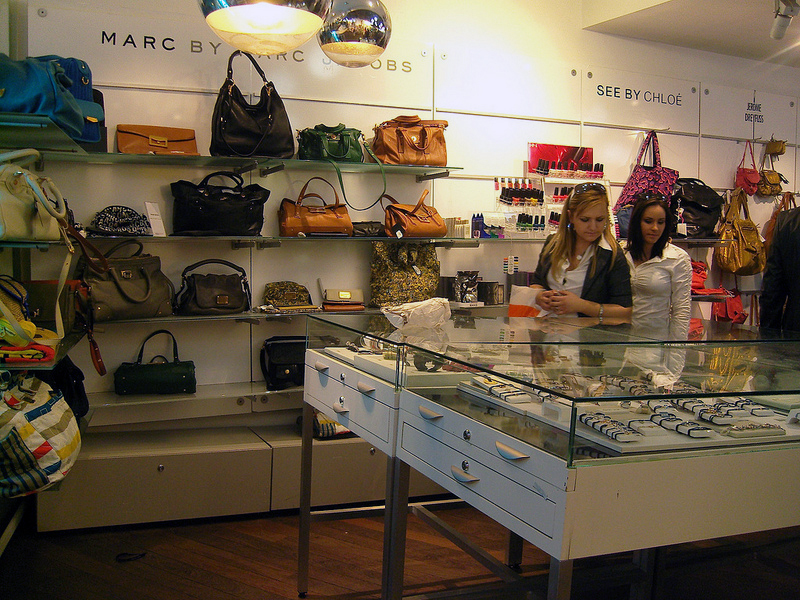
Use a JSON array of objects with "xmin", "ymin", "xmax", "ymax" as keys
[
  {"xmin": 506, "ymin": 531, "xmax": 524, "ymax": 570},
  {"xmin": 297, "ymin": 401, "xmax": 315, "ymax": 598},
  {"xmin": 382, "ymin": 456, "xmax": 410, "ymax": 600},
  {"xmin": 548, "ymin": 557, "xmax": 573, "ymax": 600}
]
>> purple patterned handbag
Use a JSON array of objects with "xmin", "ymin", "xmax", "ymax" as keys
[{"xmin": 613, "ymin": 131, "xmax": 679, "ymax": 210}]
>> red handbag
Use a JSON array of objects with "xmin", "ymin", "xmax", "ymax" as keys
[
  {"xmin": 735, "ymin": 140, "xmax": 760, "ymax": 196},
  {"xmin": 712, "ymin": 290, "xmax": 748, "ymax": 324}
]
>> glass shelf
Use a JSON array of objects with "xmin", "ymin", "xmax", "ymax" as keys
[
  {"xmin": 0, "ymin": 331, "xmax": 84, "ymax": 371},
  {"xmin": 0, "ymin": 113, "xmax": 459, "ymax": 180}
]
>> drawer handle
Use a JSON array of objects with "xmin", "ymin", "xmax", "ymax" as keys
[
  {"xmin": 357, "ymin": 381, "xmax": 376, "ymax": 394},
  {"xmin": 451, "ymin": 466, "xmax": 479, "ymax": 484},
  {"xmin": 314, "ymin": 361, "xmax": 330, "ymax": 372},
  {"xmin": 332, "ymin": 401, "xmax": 349, "ymax": 414},
  {"xmin": 418, "ymin": 406, "xmax": 444, "ymax": 421},
  {"xmin": 495, "ymin": 441, "xmax": 530, "ymax": 461}
]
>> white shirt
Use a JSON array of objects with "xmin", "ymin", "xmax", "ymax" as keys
[
  {"xmin": 541, "ymin": 244, "xmax": 597, "ymax": 317},
  {"xmin": 625, "ymin": 243, "xmax": 692, "ymax": 340}
]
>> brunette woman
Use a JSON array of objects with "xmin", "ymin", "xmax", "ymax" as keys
[{"xmin": 624, "ymin": 192, "xmax": 691, "ymax": 340}]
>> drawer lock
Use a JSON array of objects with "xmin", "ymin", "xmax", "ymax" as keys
[{"xmin": 462, "ymin": 429, "xmax": 471, "ymax": 441}]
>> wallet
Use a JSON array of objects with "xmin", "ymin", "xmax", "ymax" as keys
[{"xmin": 322, "ymin": 288, "xmax": 365, "ymax": 312}]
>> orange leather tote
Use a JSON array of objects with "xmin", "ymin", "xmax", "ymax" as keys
[
  {"xmin": 382, "ymin": 189, "xmax": 447, "ymax": 238},
  {"xmin": 278, "ymin": 177, "xmax": 353, "ymax": 237},
  {"xmin": 371, "ymin": 115, "xmax": 447, "ymax": 166}
]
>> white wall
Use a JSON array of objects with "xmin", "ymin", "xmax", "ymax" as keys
[{"xmin": 9, "ymin": 0, "xmax": 796, "ymax": 391}]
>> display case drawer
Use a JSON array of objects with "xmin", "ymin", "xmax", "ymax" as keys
[
  {"xmin": 399, "ymin": 390, "xmax": 568, "ymax": 489},
  {"xmin": 306, "ymin": 349, "xmax": 398, "ymax": 407},
  {"xmin": 36, "ymin": 428, "xmax": 271, "ymax": 531},
  {"xmin": 304, "ymin": 364, "xmax": 394, "ymax": 452},
  {"xmin": 399, "ymin": 421, "xmax": 559, "ymax": 541}
]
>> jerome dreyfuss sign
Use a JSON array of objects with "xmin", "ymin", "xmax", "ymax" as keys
[{"xmin": 28, "ymin": 2, "xmax": 432, "ymax": 107}]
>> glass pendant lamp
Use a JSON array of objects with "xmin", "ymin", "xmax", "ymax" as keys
[
  {"xmin": 198, "ymin": 0, "xmax": 333, "ymax": 56},
  {"xmin": 318, "ymin": 0, "xmax": 391, "ymax": 67}
]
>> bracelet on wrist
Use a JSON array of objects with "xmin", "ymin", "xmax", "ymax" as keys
[{"xmin": 598, "ymin": 303, "xmax": 604, "ymax": 324}]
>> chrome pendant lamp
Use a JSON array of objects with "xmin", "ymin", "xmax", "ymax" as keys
[
  {"xmin": 198, "ymin": 0, "xmax": 333, "ymax": 56},
  {"xmin": 318, "ymin": 0, "xmax": 391, "ymax": 67}
]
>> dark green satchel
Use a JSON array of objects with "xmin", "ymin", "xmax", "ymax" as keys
[
  {"xmin": 297, "ymin": 123, "xmax": 364, "ymax": 162},
  {"xmin": 114, "ymin": 329, "xmax": 196, "ymax": 395}
]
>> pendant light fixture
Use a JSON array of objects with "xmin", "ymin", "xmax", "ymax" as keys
[
  {"xmin": 318, "ymin": 0, "xmax": 392, "ymax": 67},
  {"xmin": 198, "ymin": 0, "xmax": 333, "ymax": 56}
]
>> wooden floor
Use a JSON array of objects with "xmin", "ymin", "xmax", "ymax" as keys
[{"xmin": 2, "ymin": 502, "xmax": 800, "ymax": 600}]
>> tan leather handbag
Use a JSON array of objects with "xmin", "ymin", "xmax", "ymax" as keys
[
  {"xmin": 278, "ymin": 177, "xmax": 353, "ymax": 237},
  {"xmin": 714, "ymin": 188, "xmax": 766, "ymax": 276},
  {"xmin": 116, "ymin": 124, "xmax": 199, "ymax": 155},
  {"xmin": 382, "ymin": 189, "xmax": 447, "ymax": 238},
  {"xmin": 371, "ymin": 115, "xmax": 448, "ymax": 166}
]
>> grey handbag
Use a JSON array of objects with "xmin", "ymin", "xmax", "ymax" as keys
[{"xmin": 79, "ymin": 239, "xmax": 174, "ymax": 322}]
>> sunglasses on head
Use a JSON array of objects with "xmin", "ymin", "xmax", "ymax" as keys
[{"xmin": 573, "ymin": 182, "xmax": 607, "ymax": 195}]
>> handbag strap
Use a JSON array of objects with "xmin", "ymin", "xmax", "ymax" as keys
[
  {"xmin": 380, "ymin": 189, "xmax": 432, "ymax": 215},
  {"xmin": 635, "ymin": 131, "xmax": 661, "ymax": 168},
  {"xmin": 0, "ymin": 148, "xmax": 40, "ymax": 168},
  {"xmin": 198, "ymin": 171, "xmax": 244, "ymax": 190},
  {"xmin": 329, "ymin": 141, "xmax": 387, "ymax": 212},
  {"xmin": 739, "ymin": 140, "xmax": 757, "ymax": 170},
  {"xmin": 135, "ymin": 329, "xmax": 180, "ymax": 365}
]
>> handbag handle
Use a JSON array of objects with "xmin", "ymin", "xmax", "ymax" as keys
[
  {"xmin": 228, "ymin": 50, "xmax": 271, "ymax": 87},
  {"xmin": 739, "ymin": 140, "xmax": 757, "ymax": 170},
  {"xmin": 198, "ymin": 171, "xmax": 244, "ymax": 190},
  {"xmin": 635, "ymin": 131, "xmax": 662, "ymax": 168},
  {"xmin": 296, "ymin": 177, "xmax": 342, "ymax": 208},
  {"xmin": 380, "ymin": 189, "xmax": 433, "ymax": 215},
  {"xmin": 0, "ymin": 148, "xmax": 41, "ymax": 168},
  {"xmin": 104, "ymin": 239, "xmax": 144, "ymax": 258},
  {"xmin": 135, "ymin": 329, "xmax": 181, "ymax": 365},
  {"xmin": 109, "ymin": 266, "xmax": 153, "ymax": 304},
  {"xmin": 180, "ymin": 258, "xmax": 248, "ymax": 279}
]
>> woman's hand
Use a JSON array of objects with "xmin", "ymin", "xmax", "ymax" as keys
[
  {"xmin": 547, "ymin": 290, "xmax": 583, "ymax": 315},
  {"xmin": 536, "ymin": 289, "xmax": 556, "ymax": 310}
]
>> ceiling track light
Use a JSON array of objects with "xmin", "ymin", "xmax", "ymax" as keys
[{"xmin": 771, "ymin": 0, "xmax": 800, "ymax": 40}]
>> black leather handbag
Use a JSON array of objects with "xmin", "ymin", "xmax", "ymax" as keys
[
  {"xmin": 209, "ymin": 50, "xmax": 294, "ymax": 158},
  {"xmin": 671, "ymin": 178, "xmax": 724, "ymax": 239},
  {"xmin": 174, "ymin": 259, "xmax": 251, "ymax": 315},
  {"xmin": 260, "ymin": 335, "xmax": 306, "ymax": 391},
  {"xmin": 114, "ymin": 330, "xmax": 196, "ymax": 395},
  {"xmin": 170, "ymin": 171, "xmax": 270, "ymax": 236}
]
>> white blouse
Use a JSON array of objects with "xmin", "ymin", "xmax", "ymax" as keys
[
  {"xmin": 625, "ymin": 243, "xmax": 692, "ymax": 340},
  {"xmin": 542, "ymin": 245, "xmax": 596, "ymax": 317}
]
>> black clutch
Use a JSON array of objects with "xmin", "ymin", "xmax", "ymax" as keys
[{"xmin": 114, "ymin": 330, "xmax": 196, "ymax": 395}]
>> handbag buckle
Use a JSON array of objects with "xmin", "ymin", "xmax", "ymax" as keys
[
  {"xmin": 120, "ymin": 269, "xmax": 134, "ymax": 279},
  {"xmin": 215, "ymin": 294, "xmax": 230, "ymax": 306},
  {"xmin": 148, "ymin": 135, "xmax": 168, "ymax": 149}
]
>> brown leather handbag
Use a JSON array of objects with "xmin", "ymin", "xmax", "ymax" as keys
[
  {"xmin": 714, "ymin": 188, "xmax": 766, "ymax": 276},
  {"xmin": 116, "ymin": 124, "xmax": 199, "ymax": 155},
  {"xmin": 278, "ymin": 177, "xmax": 353, "ymax": 237},
  {"xmin": 371, "ymin": 115, "xmax": 448, "ymax": 166},
  {"xmin": 382, "ymin": 189, "xmax": 447, "ymax": 238}
]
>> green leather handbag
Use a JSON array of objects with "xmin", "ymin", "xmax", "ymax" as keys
[
  {"xmin": 114, "ymin": 329, "xmax": 196, "ymax": 395},
  {"xmin": 297, "ymin": 123, "xmax": 364, "ymax": 162}
]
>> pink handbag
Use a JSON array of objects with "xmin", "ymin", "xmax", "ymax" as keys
[
  {"xmin": 614, "ymin": 131, "xmax": 679, "ymax": 210},
  {"xmin": 735, "ymin": 140, "xmax": 760, "ymax": 196}
]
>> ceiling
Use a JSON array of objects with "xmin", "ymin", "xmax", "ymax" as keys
[{"xmin": 583, "ymin": 0, "xmax": 800, "ymax": 69}]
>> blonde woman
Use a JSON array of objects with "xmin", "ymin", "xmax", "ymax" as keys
[{"xmin": 531, "ymin": 182, "xmax": 632, "ymax": 321}]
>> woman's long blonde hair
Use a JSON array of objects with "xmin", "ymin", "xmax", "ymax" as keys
[{"xmin": 542, "ymin": 185, "xmax": 618, "ymax": 276}]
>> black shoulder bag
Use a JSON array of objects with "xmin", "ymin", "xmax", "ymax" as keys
[
  {"xmin": 210, "ymin": 50, "xmax": 294, "ymax": 158},
  {"xmin": 174, "ymin": 259, "xmax": 251, "ymax": 315}
]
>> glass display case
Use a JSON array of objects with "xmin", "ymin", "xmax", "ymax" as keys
[
  {"xmin": 303, "ymin": 311, "xmax": 800, "ymax": 592},
  {"xmin": 306, "ymin": 312, "xmax": 800, "ymax": 466}
]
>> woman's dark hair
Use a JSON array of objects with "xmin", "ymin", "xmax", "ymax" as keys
[{"xmin": 626, "ymin": 192, "xmax": 673, "ymax": 262}]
